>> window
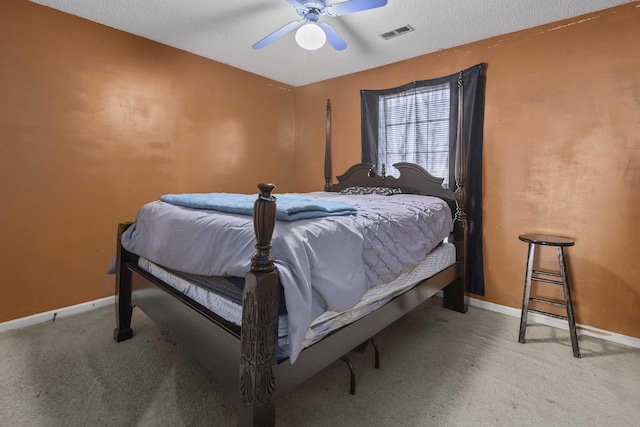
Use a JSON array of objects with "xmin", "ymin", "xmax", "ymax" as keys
[
  {"xmin": 377, "ymin": 83, "xmax": 451, "ymax": 186},
  {"xmin": 360, "ymin": 64, "xmax": 486, "ymax": 296}
]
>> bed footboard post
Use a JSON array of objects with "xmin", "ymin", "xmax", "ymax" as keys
[
  {"xmin": 114, "ymin": 222, "xmax": 135, "ymax": 342},
  {"xmin": 238, "ymin": 184, "xmax": 280, "ymax": 427}
]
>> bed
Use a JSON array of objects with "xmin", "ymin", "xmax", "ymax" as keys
[{"xmin": 113, "ymin": 100, "xmax": 470, "ymax": 426}]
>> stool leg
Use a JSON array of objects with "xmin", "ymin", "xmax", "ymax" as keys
[
  {"xmin": 519, "ymin": 243, "xmax": 536, "ymax": 343},
  {"xmin": 558, "ymin": 247, "xmax": 580, "ymax": 358}
]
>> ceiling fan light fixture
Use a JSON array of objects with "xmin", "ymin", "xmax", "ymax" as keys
[{"xmin": 295, "ymin": 22, "xmax": 326, "ymax": 50}]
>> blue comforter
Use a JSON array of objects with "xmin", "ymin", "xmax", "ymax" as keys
[{"xmin": 160, "ymin": 193, "xmax": 357, "ymax": 221}]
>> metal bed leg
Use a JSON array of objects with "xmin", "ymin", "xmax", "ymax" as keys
[
  {"xmin": 339, "ymin": 356, "xmax": 356, "ymax": 395},
  {"xmin": 339, "ymin": 338, "xmax": 380, "ymax": 395},
  {"xmin": 368, "ymin": 338, "xmax": 380, "ymax": 369}
]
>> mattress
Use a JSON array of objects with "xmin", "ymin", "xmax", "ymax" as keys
[{"xmin": 137, "ymin": 242, "xmax": 456, "ymax": 360}]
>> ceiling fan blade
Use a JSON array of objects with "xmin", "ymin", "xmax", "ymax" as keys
[
  {"xmin": 282, "ymin": 0, "xmax": 307, "ymax": 10},
  {"xmin": 326, "ymin": 0, "xmax": 387, "ymax": 17},
  {"xmin": 253, "ymin": 20, "xmax": 304, "ymax": 49},
  {"xmin": 319, "ymin": 22, "xmax": 347, "ymax": 51}
]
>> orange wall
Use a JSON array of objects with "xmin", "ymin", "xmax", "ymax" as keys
[
  {"xmin": 2, "ymin": 0, "xmax": 639, "ymax": 343},
  {"xmin": 0, "ymin": 0, "xmax": 295, "ymax": 321},
  {"xmin": 293, "ymin": 3, "xmax": 640, "ymax": 339}
]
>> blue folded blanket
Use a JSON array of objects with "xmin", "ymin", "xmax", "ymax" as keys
[{"xmin": 160, "ymin": 193, "xmax": 357, "ymax": 222}]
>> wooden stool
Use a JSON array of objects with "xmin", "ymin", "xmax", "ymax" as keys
[{"xmin": 518, "ymin": 234, "xmax": 580, "ymax": 358}]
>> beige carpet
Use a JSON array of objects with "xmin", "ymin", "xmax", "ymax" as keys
[{"xmin": 1, "ymin": 298, "xmax": 639, "ymax": 426}]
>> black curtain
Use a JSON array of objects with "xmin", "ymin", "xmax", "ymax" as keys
[{"xmin": 360, "ymin": 63, "xmax": 486, "ymax": 295}]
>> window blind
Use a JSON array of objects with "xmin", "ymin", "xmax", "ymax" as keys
[{"xmin": 377, "ymin": 83, "xmax": 450, "ymax": 186}]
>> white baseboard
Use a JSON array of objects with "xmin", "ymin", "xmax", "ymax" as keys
[
  {"xmin": 0, "ymin": 296, "xmax": 115, "ymax": 334},
  {"xmin": 467, "ymin": 297, "xmax": 640, "ymax": 350},
  {"xmin": 3, "ymin": 294, "xmax": 639, "ymax": 350}
]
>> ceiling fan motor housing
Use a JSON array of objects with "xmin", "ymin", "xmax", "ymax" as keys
[{"xmin": 296, "ymin": 1, "xmax": 326, "ymax": 19}]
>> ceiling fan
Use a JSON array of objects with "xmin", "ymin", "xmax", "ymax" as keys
[{"xmin": 252, "ymin": 0, "xmax": 388, "ymax": 51}]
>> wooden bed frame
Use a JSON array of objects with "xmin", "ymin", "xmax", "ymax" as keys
[{"xmin": 114, "ymin": 97, "xmax": 470, "ymax": 426}]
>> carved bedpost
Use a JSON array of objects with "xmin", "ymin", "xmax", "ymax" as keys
[
  {"xmin": 238, "ymin": 183, "xmax": 280, "ymax": 427},
  {"xmin": 444, "ymin": 71, "xmax": 469, "ymax": 313},
  {"xmin": 324, "ymin": 99, "xmax": 332, "ymax": 192}
]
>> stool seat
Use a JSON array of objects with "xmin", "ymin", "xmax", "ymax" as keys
[
  {"xmin": 518, "ymin": 234, "xmax": 580, "ymax": 358},
  {"xmin": 519, "ymin": 234, "xmax": 574, "ymax": 247}
]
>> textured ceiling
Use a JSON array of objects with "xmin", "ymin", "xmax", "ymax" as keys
[{"xmin": 29, "ymin": 0, "xmax": 634, "ymax": 87}]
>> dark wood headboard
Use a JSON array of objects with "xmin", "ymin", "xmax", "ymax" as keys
[{"xmin": 329, "ymin": 162, "xmax": 454, "ymax": 198}]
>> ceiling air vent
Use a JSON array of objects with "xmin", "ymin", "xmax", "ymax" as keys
[{"xmin": 380, "ymin": 25, "xmax": 414, "ymax": 40}]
